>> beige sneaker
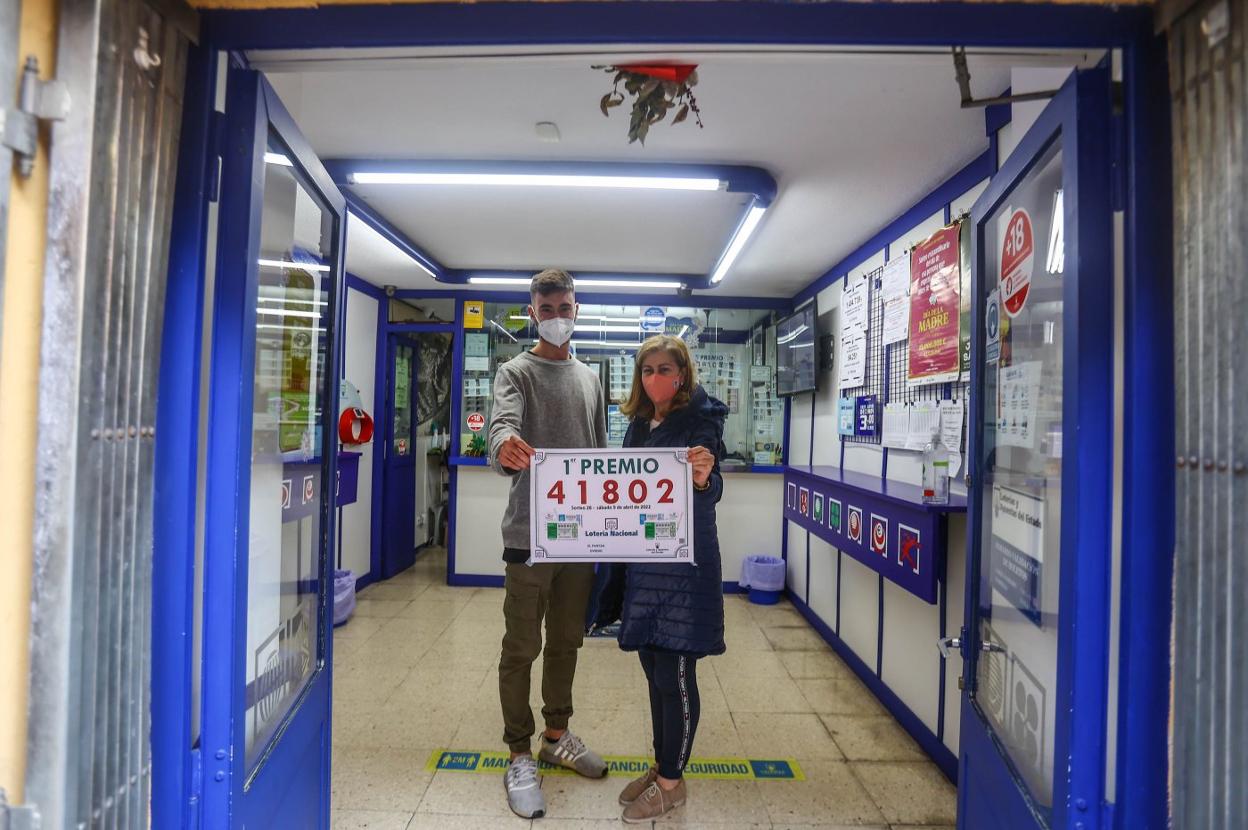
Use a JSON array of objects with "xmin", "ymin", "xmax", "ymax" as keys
[
  {"xmin": 618, "ymin": 765, "xmax": 658, "ymax": 806},
  {"xmin": 622, "ymin": 779, "xmax": 686, "ymax": 823}
]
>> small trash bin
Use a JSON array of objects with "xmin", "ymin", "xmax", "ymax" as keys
[
  {"xmin": 333, "ymin": 570, "xmax": 356, "ymax": 627},
  {"xmin": 740, "ymin": 555, "xmax": 785, "ymax": 605}
]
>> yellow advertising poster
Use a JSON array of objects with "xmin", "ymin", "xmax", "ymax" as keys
[{"xmin": 463, "ymin": 300, "xmax": 485, "ymax": 329}]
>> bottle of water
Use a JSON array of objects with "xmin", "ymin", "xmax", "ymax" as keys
[{"xmin": 922, "ymin": 436, "xmax": 950, "ymax": 505}]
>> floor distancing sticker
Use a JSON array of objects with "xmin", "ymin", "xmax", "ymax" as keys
[{"xmin": 425, "ymin": 750, "xmax": 804, "ymax": 781}]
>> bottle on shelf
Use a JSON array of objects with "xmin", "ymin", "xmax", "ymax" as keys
[{"xmin": 921, "ymin": 432, "xmax": 951, "ymax": 505}]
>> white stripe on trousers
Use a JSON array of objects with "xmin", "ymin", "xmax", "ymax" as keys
[{"xmin": 676, "ymin": 656, "xmax": 692, "ymax": 771}]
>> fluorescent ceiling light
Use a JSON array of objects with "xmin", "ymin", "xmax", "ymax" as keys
[
  {"xmin": 570, "ymin": 340, "xmax": 647, "ymax": 349},
  {"xmin": 265, "ymin": 152, "xmax": 293, "ymax": 167},
  {"xmin": 257, "ymin": 324, "xmax": 326, "ymax": 333},
  {"xmin": 710, "ymin": 205, "xmax": 767, "ymax": 285},
  {"xmin": 257, "ymin": 309, "xmax": 322, "ymax": 320},
  {"xmin": 574, "ymin": 324, "xmax": 641, "ymax": 333},
  {"xmin": 258, "ymin": 297, "xmax": 328, "ymax": 307},
  {"xmin": 509, "ymin": 314, "xmax": 639, "ymax": 323},
  {"xmin": 258, "ymin": 258, "xmax": 331, "ymax": 273},
  {"xmin": 470, "ymin": 276, "xmax": 683, "ymax": 290},
  {"xmin": 351, "ymin": 172, "xmax": 722, "ymax": 191},
  {"xmin": 1046, "ymin": 189, "xmax": 1065, "ymax": 274}
]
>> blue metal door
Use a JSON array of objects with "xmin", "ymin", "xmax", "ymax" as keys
[
  {"xmin": 200, "ymin": 67, "xmax": 346, "ymax": 828},
  {"xmin": 959, "ymin": 68, "xmax": 1114, "ymax": 830},
  {"xmin": 381, "ymin": 335, "xmax": 420, "ymax": 578}
]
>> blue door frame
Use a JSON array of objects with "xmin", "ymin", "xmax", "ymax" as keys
[
  {"xmin": 197, "ymin": 67, "xmax": 347, "ymax": 827},
  {"xmin": 959, "ymin": 68, "xmax": 1114, "ymax": 830},
  {"xmin": 154, "ymin": 8, "xmax": 1173, "ymax": 830}
]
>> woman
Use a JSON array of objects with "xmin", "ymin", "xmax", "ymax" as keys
[{"xmin": 614, "ymin": 335, "xmax": 727, "ymax": 823}]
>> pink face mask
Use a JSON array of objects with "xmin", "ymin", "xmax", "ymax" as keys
[{"xmin": 643, "ymin": 374, "xmax": 681, "ymax": 406}]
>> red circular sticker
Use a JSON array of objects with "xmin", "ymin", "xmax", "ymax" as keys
[
  {"xmin": 466, "ymin": 412, "xmax": 485, "ymax": 432},
  {"xmin": 849, "ymin": 512, "xmax": 861, "ymax": 536},
  {"xmin": 1000, "ymin": 208, "xmax": 1035, "ymax": 318},
  {"xmin": 873, "ymin": 522, "xmax": 885, "ymax": 547}
]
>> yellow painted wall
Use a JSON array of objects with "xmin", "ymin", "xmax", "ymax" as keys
[{"xmin": 0, "ymin": 0, "xmax": 58, "ymax": 805}]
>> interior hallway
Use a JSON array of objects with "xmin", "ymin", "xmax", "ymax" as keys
[{"xmin": 330, "ymin": 549, "xmax": 957, "ymax": 829}]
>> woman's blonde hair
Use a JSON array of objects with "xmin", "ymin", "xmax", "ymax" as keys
[{"xmin": 619, "ymin": 335, "xmax": 699, "ymax": 420}]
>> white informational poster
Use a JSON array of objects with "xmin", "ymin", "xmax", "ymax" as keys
[
  {"xmin": 939, "ymin": 399, "xmax": 965, "ymax": 477},
  {"xmin": 842, "ymin": 277, "xmax": 869, "ymax": 332},
  {"xmin": 881, "ymin": 252, "xmax": 911, "ymax": 301},
  {"xmin": 904, "ymin": 400, "xmax": 940, "ymax": 450},
  {"xmin": 882, "ymin": 403, "xmax": 909, "ymax": 449},
  {"xmin": 838, "ymin": 328, "xmax": 867, "ymax": 390},
  {"xmin": 998, "ymin": 361, "xmax": 1042, "ymax": 449},
  {"xmin": 464, "ymin": 356, "xmax": 490, "ymax": 372},
  {"xmin": 882, "ymin": 296, "xmax": 909, "ymax": 346},
  {"xmin": 529, "ymin": 448, "xmax": 695, "ymax": 563}
]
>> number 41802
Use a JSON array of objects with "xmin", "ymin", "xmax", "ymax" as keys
[{"xmin": 546, "ymin": 479, "xmax": 675, "ymax": 506}]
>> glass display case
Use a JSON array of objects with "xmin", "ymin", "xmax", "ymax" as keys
[{"xmin": 457, "ymin": 302, "xmax": 787, "ymax": 468}]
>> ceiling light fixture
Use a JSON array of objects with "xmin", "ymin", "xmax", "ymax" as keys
[
  {"xmin": 258, "ymin": 258, "xmax": 331, "ymax": 273},
  {"xmin": 469, "ymin": 276, "xmax": 683, "ymax": 290},
  {"xmin": 1046, "ymin": 189, "xmax": 1065, "ymax": 275},
  {"xmin": 264, "ymin": 152, "xmax": 293, "ymax": 167},
  {"xmin": 710, "ymin": 205, "xmax": 767, "ymax": 285},
  {"xmin": 351, "ymin": 171, "xmax": 722, "ymax": 192}
]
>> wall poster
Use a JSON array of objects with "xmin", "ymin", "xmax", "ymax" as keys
[{"xmin": 907, "ymin": 225, "xmax": 962, "ymax": 386}]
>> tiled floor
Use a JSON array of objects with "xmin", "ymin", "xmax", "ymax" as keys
[{"xmin": 331, "ymin": 549, "xmax": 957, "ymax": 830}]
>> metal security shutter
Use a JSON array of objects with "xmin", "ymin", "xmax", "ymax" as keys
[
  {"xmin": 25, "ymin": 1, "xmax": 194, "ymax": 827},
  {"xmin": 1168, "ymin": 1, "xmax": 1248, "ymax": 828}
]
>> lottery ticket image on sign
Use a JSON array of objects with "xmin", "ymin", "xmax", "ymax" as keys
[{"xmin": 529, "ymin": 448, "xmax": 695, "ymax": 563}]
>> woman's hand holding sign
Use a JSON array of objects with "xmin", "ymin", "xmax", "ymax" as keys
[
  {"xmin": 687, "ymin": 446, "xmax": 714, "ymax": 489},
  {"xmin": 499, "ymin": 434, "xmax": 537, "ymax": 472}
]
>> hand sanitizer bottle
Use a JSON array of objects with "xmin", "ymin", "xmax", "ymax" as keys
[{"xmin": 922, "ymin": 434, "xmax": 950, "ymax": 505}]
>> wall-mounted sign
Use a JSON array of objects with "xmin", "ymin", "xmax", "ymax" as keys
[
  {"xmin": 855, "ymin": 395, "xmax": 879, "ymax": 437},
  {"xmin": 1000, "ymin": 207, "xmax": 1035, "ymax": 318},
  {"xmin": 990, "ymin": 484, "xmax": 1045, "ymax": 626},
  {"xmin": 838, "ymin": 398, "xmax": 856, "ymax": 436},
  {"xmin": 642, "ymin": 306, "xmax": 666, "ymax": 333},
  {"xmin": 985, "ymin": 288, "xmax": 1001, "ymax": 364},
  {"xmin": 463, "ymin": 300, "xmax": 485, "ymax": 329},
  {"xmin": 908, "ymin": 225, "xmax": 962, "ymax": 386}
]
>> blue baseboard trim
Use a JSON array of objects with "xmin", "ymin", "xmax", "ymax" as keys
[
  {"xmin": 723, "ymin": 580, "xmax": 744, "ymax": 594},
  {"xmin": 354, "ymin": 571, "xmax": 377, "ymax": 592},
  {"xmin": 786, "ymin": 589, "xmax": 958, "ymax": 784}
]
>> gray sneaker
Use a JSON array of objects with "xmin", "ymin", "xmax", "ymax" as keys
[
  {"xmin": 538, "ymin": 730, "xmax": 608, "ymax": 779},
  {"xmin": 504, "ymin": 755, "xmax": 546, "ymax": 819}
]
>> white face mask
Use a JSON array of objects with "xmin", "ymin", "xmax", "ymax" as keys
[{"xmin": 536, "ymin": 316, "xmax": 576, "ymax": 346}]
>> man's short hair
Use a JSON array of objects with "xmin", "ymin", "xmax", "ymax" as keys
[{"xmin": 530, "ymin": 268, "xmax": 575, "ymax": 299}]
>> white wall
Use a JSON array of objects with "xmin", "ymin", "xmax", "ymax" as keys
[
  {"xmin": 785, "ymin": 176, "xmax": 990, "ymax": 763},
  {"xmin": 451, "ymin": 466, "xmax": 783, "ymax": 583},
  {"xmin": 452, "ymin": 465, "xmax": 510, "ymax": 579},
  {"xmin": 339, "ymin": 287, "xmax": 379, "ymax": 581}
]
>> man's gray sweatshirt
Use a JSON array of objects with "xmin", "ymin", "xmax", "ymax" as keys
[{"xmin": 488, "ymin": 350, "xmax": 607, "ymax": 558}]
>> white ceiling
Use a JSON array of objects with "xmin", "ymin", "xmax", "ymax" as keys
[{"xmin": 254, "ymin": 45, "xmax": 1097, "ymax": 299}]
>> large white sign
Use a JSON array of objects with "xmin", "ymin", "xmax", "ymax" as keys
[{"xmin": 530, "ymin": 449, "xmax": 695, "ymax": 563}]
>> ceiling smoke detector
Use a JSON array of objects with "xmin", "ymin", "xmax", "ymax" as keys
[{"xmin": 535, "ymin": 122, "xmax": 561, "ymax": 143}]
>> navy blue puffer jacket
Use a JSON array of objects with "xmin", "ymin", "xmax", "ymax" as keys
[{"xmin": 616, "ymin": 385, "xmax": 727, "ymax": 657}]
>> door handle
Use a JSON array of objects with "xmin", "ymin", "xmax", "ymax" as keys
[{"xmin": 938, "ymin": 637, "xmax": 1005, "ymax": 659}]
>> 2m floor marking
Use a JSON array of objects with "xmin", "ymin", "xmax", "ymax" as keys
[{"xmin": 425, "ymin": 750, "xmax": 804, "ymax": 782}]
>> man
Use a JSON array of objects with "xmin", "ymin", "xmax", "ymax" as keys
[{"xmin": 489, "ymin": 268, "xmax": 609, "ymax": 819}]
